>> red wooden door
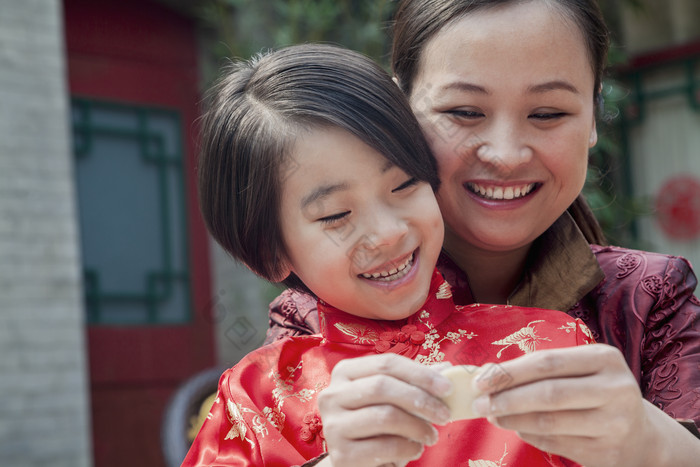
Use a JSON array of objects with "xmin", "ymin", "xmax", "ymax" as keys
[{"xmin": 63, "ymin": 1, "xmax": 215, "ymax": 466}]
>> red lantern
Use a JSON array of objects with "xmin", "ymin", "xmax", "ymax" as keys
[{"xmin": 655, "ymin": 176, "xmax": 700, "ymax": 240}]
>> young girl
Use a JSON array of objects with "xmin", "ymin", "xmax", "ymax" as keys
[{"xmin": 184, "ymin": 43, "xmax": 594, "ymax": 467}]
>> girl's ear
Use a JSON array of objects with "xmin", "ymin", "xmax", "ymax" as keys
[
  {"xmin": 392, "ymin": 76, "xmax": 401, "ymax": 88},
  {"xmin": 268, "ymin": 256, "xmax": 293, "ymax": 283}
]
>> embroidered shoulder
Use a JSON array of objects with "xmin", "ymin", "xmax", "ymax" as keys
[{"xmin": 492, "ymin": 320, "xmax": 551, "ymax": 359}]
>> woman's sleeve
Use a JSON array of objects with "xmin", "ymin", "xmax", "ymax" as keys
[
  {"xmin": 265, "ymin": 289, "xmax": 320, "ymax": 344},
  {"xmin": 640, "ymin": 256, "xmax": 700, "ymax": 433}
]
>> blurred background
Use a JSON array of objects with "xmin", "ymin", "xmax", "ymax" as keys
[{"xmin": 0, "ymin": 0, "xmax": 698, "ymax": 466}]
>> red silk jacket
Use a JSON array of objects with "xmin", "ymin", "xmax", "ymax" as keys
[{"xmin": 184, "ymin": 270, "xmax": 593, "ymax": 466}]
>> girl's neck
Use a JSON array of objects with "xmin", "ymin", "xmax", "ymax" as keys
[{"xmin": 443, "ymin": 235, "xmax": 532, "ymax": 305}]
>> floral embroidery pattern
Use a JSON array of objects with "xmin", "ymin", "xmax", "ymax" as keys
[
  {"xmin": 616, "ymin": 253, "xmax": 641, "ymax": 278},
  {"xmin": 492, "ymin": 320, "xmax": 551, "ymax": 359},
  {"xmin": 558, "ymin": 321, "xmax": 594, "ymax": 342},
  {"xmin": 415, "ymin": 310, "xmax": 476, "ymax": 365}
]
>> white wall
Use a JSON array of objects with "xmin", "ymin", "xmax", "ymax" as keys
[{"xmin": 0, "ymin": 1, "xmax": 92, "ymax": 466}]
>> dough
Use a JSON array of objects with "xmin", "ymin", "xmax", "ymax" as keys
[{"xmin": 440, "ymin": 365, "xmax": 483, "ymax": 420}]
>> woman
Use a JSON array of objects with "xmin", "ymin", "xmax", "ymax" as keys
[{"xmin": 265, "ymin": 1, "xmax": 700, "ymax": 465}]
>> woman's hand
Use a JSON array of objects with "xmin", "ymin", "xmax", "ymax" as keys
[
  {"xmin": 317, "ymin": 354, "xmax": 452, "ymax": 467},
  {"xmin": 471, "ymin": 344, "xmax": 700, "ymax": 466}
]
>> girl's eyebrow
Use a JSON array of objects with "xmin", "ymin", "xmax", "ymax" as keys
[{"xmin": 301, "ymin": 183, "xmax": 348, "ymax": 209}]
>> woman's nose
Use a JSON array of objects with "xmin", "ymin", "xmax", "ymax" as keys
[{"xmin": 476, "ymin": 120, "xmax": 533, "ymax": 175}]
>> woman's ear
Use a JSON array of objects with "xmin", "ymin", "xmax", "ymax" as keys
[
  {"xmin": 392, "ymin": 76, "xmax": 401, "ymax": 88},
  {"xmin": 589, "ymin": 118, "xmax": 598, "ymax": 148}
]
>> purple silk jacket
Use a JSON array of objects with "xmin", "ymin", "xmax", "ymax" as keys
[{"xmin": 264, "ymin": 214, "xmax": 700, "ymax": 433}]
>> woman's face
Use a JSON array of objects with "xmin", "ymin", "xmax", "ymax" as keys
[{"xmin": 409, "ymin": 1, "xmax": 597, "ymax": 256}]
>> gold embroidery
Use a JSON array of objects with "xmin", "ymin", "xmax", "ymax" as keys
[
  {"xmin": 468, "ymin": 443, "xmax": 508, "ymax": 466},
  {"xmin": 415, "ymin": 310, "xmax": 476, "ymax": 365},
  {"xmin": 333, "ymin": 322, "xmax": 380, "ymax": 344},
  {"xmin": 225, "ymin": 399, "xmax": 255, "ymax": 447},
  {"xmin": 436, "ymin": 281, "xmax": 452, "ymax": 299},
  {"xmin": 492, "ymin": 320, "xmax": 551, "ymax": 358},
  {"xmin": 558, "ymin": 322, "xmax": 578, "ymax": 333},
  {"xmin": 262, "ymin": 360, "xmax": 326, "ymax": 436},
  {"xmin": 579, "ymin": 322, "xmax": 594, "ymax": 341},
  {"xmin": 558, "ymin": 321, "xmax": 594, "ymax": 342}
]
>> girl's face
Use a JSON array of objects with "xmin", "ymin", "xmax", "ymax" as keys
[
  {"xmin": 409, "ymin": 1, "xmax": 597, "ymax": 256},
  {"xmin": 278, "ymin": 126, "xmax": 444, "ymax": 320}
]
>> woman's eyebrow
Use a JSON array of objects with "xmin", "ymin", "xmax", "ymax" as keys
[
  {"xmin": 527, "ymin": 80, "xmax": 580, "ymax": 94},
  {"xmin": 439, "ymin": 81, "xmax": 489, "ymax": 95},
  {"xmin": 300, "ymin": 183, "xmax": 348, "ymax": 210}
]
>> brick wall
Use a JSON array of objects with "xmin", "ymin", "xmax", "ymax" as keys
[{"xmin": 0, "ymin": 1, "xmax": 92, "ymax": 466}]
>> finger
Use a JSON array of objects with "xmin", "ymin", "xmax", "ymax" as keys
[
  {"xmin": 332, "ymin": 354, "xmax": 452, "ymax": 397},
  {"xmin": 330, "ymin": 404, "xmax": 439, "ymax": 445},
  {"xmin": 472, "ymin": 374, "xmax": 610, "ymax": 417},
  {"xmin": 330, "ymin": 436, "xmax": 424, "ymax": 467},
  {"xmin": 473, "ymin": 344, "xmax": 624, "ymax": 394},
  {"xmin": 489, "ymin": 407, "xmax": 610, "ymax": 437},
  {"xmin": 321, "ymin": 374, "xmax": 451, "ymax": 425}
]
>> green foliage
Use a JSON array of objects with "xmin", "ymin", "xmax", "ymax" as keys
[{"xmin": 198, "ymin": 0, "xmax": 396, "ymax": 67}]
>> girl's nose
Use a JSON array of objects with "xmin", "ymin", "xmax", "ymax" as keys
[{"xmin": 363, "ymin": 207, "xmax": 409, "ymax": 250}]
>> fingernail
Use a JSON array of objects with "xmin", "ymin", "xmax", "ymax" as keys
[
  {"xmin": 472, "ymin": 395, "xmax": 490, "ymax": 417},
  {"xmin": 433, "ymin": 375, "xmax": 452, "ymax": 397},
  {"xmin": 433, "ymin": 404, "xmax": 451, "ymax": 425},
  {"xmin": 425, "ymin": 426, "xmax": 439, "ymax": 446}
]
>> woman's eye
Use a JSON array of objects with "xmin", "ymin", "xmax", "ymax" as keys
[
  {"xmin": 530, "ymin": 112, "xmax": 567, "ymax": 121},
  {"xmin": 392, "ymin": 177, "xmax": 419, "ymax": 193},
  {"xmin": 318, "ymin": 211, "xmax": 350, "ymax": 226}
]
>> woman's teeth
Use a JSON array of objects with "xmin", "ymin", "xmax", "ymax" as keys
[
  {"xmin": 467, "ymin": 182, "xmax": 536, "ymax": 200},
  {"xmin": 361, "ymin": 254, "xmax": 414, "ymax": 281}
]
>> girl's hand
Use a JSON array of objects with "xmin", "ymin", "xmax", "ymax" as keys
[
  {"xmin": 317, "ymin": 354, "xmax": 452, "ymax": 467},
  {"xmin": 471, "ymin": 344, "xmax": 700, "ymax": 466}
]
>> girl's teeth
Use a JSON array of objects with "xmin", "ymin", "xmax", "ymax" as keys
[{"xmin": 361, "ymin": 254, "xmax": 414, "ymax": 281}]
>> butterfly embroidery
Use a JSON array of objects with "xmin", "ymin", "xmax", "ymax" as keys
[{"xmin": 492, "ymin": 320, "xmax": 551, "ymax": 359}]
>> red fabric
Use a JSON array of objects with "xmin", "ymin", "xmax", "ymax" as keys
[{"xmin": 184, "ymin": 270, "xmax": 592, "ymax": 466}]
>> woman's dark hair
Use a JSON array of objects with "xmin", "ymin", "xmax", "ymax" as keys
[
  {"xmin": 391, "ymin": 0, "xmax": 609, "ymax": 245},
  {"xmin": 198, "ymin": 43, "xmax": 441, "ymax": 292}
]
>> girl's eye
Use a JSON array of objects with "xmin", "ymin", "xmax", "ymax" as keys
[
  {"xmin": 446, "ymin": 109, "xmax": 484, "ymax": 119},
  {"xmin": 530, "ymin": 112, "xmax": 567, "ymax": 121},
  {"xmin": 392, "ymin": 177, "xmax": 419, "ymax": 193},
  {"xmin": 318, "ymin": 211, "xmax": 350, "ymax": 226}
]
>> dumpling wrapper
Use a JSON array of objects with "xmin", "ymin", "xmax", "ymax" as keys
[{"xmin": 440, "ymin": 365, "xmax": 483, "ymax": 420}]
